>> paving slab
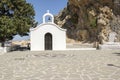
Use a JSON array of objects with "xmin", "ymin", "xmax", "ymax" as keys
[{"xmin": 0, "ymin": 50, "xmax": 120, "ymax": 80}]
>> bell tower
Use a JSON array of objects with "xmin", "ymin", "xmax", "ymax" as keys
[{"xmin": 43, "ymin": 10, "xmax": 54, "ymax": 24}]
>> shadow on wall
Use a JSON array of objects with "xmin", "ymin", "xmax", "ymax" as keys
[{"xmin": 11, "ymin": 45, "xmax": 30, "ymax": 52}]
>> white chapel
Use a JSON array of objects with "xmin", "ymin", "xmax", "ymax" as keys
[{"xmin": 30, "ymin": 10, "xmax": 66, "ymax": 51}]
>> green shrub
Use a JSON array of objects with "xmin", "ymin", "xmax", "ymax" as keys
[{"xmin": 90, "ymin": 18, "xmax": 97, "ymax": 28}]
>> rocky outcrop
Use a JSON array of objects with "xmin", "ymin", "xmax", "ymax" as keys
[{"xmin": 55, "ymin": 0, "xmax": 120, "ymax": 43}]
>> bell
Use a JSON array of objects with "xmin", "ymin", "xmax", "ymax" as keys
[{"xmin": 48, "ymin": 17, "xmax": 51, "ymax": 21}]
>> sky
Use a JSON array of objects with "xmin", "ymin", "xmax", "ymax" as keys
[
  {"xmin": 13, "ymin": 0, "xmax": 68, "ymax": 41},
  {"xmin": 27, "ymin": 0, "xmax": 68, "ymax": 23}
]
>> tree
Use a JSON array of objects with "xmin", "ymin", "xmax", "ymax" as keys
[{"xmin": 0, "ymin": 0, "xmax": 35, "ymax": 44}]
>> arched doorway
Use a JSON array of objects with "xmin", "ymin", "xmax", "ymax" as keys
[{"xmin": 45, "ymin": 33, "xmax": 52, "ymax": 50}]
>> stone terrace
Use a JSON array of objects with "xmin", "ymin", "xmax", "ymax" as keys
[{"xmin": 0, "ymin": 50, "xmax": 120, "ymax": 80}]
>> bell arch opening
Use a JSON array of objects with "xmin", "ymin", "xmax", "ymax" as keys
[{"xmin": 45, "ymin": 16, "xmax": 52, "ymax": 23}]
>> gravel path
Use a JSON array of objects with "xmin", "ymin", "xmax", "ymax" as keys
[{"xmin": 0, "ymin": 50, "xmax": 120, "ymax": 80}]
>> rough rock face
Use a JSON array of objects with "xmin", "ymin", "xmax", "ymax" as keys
[{"xmin": 55, "ymin": 0, "xmax": 120, "ymax": 43}]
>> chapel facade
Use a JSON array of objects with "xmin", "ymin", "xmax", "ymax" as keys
[{"xmin": 30, "ymin": 10, "xmax": 66, "ymax": 51}]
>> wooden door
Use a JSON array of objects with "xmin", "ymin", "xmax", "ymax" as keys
[{"xmin": 45, "ymin": 33, "xmax": 52, "ymax": 50}]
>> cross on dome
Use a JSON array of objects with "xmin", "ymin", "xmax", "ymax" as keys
[{"xmin": 47, "ymin": 10, "xmax": 49, "ymax": 13}]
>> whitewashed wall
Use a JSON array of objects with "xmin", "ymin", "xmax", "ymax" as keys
[{"xmin": 30, "ymin": 23, "xmax": 66, "ymax": 51}]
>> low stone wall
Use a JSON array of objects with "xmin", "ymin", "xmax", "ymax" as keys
[
  {"xmin": 99, "ymin": 42, "xmax": 120, "ymax": 50},
  {"xmin": 0, "ymin": 47, "xmax": 11, "ymax": 53},
  {"xmin": 0, "ymin": 47, "xmax": 4, "ymax": 54}
]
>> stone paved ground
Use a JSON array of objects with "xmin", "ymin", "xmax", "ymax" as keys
[{"xmin": 0, "ymin": 50, "xmax": 120, "ymax": 80}]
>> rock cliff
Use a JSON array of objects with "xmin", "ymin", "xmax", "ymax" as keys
[{"xmin": 55, "ymin": 0, "xmax": 120, "ymax": 43}]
